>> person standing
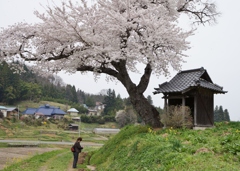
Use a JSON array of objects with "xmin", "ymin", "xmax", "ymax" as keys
[{"xmin": 72, "ymin": 137, "xmax": 83, "ymax": 169}]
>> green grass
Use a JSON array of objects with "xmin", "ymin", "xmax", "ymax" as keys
[
  {"xmin": 18, "ymin": 100, "xmax": 70, "ymax": 112},
  {"xmin": 2, "ymin": 147, "xmax": 99, "ymax": 171},
  {"xmin": 40, "ymin": 151, "xmax": 72, "ymax": 171},
  {"xmin": 90, "ymin": 122, "xmax": 240, "ymax": 171},
  {"xmin": 2, "ymin": 149, "xmax": 68, "ymax": 171},
  {"xmin": 0, "ymin": 142, "xmax": 8, "ymax": 148}
]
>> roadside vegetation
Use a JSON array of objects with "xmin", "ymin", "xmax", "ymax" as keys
[
  {"xmin": 90, "ymin": 122, "xmax": 240, "ymax": 171},
  {"xmin": 1, "ymin": 119, "xmax": 239, "ymax": 170}
]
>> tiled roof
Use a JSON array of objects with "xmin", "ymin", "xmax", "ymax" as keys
[
  {"xmin": 21, "ymin": 104, "xmax": 66, "ymax": 116},
  {"xmin": 22, "ymin": 108, "xmax": 37, "ymax": 115},
  {"xmin": 37, "ymin": 108, "xmax": 54, "ymax": 116},
  {"xmin": 52, "ymin": 108, "xmax": 66, "ymax": 115},
  {"xmin": 154, "ymin": 67, "xmax": 227, "ymax": 94}
]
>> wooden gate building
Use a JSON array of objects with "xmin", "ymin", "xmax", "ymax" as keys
[{"xmin": 154, "ymin": 67, "xmax": 227, "ymax": 127}]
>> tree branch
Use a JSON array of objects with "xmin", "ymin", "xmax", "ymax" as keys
[
  {"xmin": 137, "ymin": 63, "xmax": 152, "ymax": 94},
  {"xmin": 177, "ymin": 0, "xmax": 219, "ymax": 24},
  {"xmin": 76, "ymin": 65, "xmax": 119, "ymax": 78}
]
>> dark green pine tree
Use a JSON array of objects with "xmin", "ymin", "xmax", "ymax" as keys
[
  {"xmin": 214, "ymin": 105, "xmax": 220, "ymax": 122},
  {"xmin": 115, "ymin": 94, "xmax": 124, "ymax": 110},
  {"xmin": 0, "ymin": 63, "xmax": 5, "ymax": 102},
  {"xmin": 218, "ymin": 106, "xmax": 224, "ymax": 121},
  {"xmin": 0, "ymin": 61, "xmax": 21, "ymax": 104},
  {"xmin": 214, "ymin": 105, "xmax": 230, "ymax": 122},
  {"xmin": 71, "ymin": 85, "xmax": 78, "ymax": 103},
  {"xmin": 76, "ymin": 89, "xmax": 86, "ymax": 104},
  {"xmin": 65, "ymin": 84, "xmax": 73, "ymax": 102},
  {"xmin": 223, "ymin": 109, "xmax": 230, "ymax": 121},
  {"xmin": 85, "ymin": 96, "xmax": 95, "ymax": 107},
  {"xmin": 103, "ymin": 89, "xmax": 116, "ymax": 116},
  {"xmin": 147, "ymin": 95, "xmax": 153, "ymax": 105}
]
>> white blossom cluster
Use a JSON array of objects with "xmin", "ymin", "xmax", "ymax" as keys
[{"xmin": 0, "ymin": 0, "xmax": 217, "ymax": 78}]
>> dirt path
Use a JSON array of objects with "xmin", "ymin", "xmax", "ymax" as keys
[
  {"xmin": 67, "ymin": 152, "xmax": 96, "ymax": 171},
  {"xmin": 38, "ymin": 151, "xmax": 68, "ymax": 171}
]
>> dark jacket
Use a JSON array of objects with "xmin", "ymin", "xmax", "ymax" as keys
[{"xmin": 74, "ymin": 141, "xmax": 83, "ymax": 153}]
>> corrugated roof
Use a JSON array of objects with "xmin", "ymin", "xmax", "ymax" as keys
[
  {"xmin": 6, "ymin": 107, "xmax": 18, "ymax": 112},
  {"xmin": 67, "ymin": 108, "xmax": 79, "ymax": 113},
  {"xmin": 0, "ymin": 106, "xmax": 7, "ymax": 110},
  {"xmin": 154, "ymin": 67, "xmax": 227, "ymax": 94}
]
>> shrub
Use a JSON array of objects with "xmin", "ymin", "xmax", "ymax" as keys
[
  {"xmin": 161, "ymin": 105, "xmax": 193, "ymax": 128},
  {"xmin": 115, "ymin": 107, "xmax": 137, "ymax": 128}
]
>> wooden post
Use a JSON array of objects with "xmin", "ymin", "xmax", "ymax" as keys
[
  {"xmin": 182, "ymin": 97, "xmax": 185, "ymax": 124},
  {"xmin": 164, "ymin": 96, "xmax": 168, "ymax": 114},
  {"xmin": 194, "ymin": 95, "xmax": 197, "ymax": 126}
]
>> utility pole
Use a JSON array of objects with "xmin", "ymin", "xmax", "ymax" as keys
[{"xmin": 78, "ymin": 116, "xmax": 81, "ymax": 137}]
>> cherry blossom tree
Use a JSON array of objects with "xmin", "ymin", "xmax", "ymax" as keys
[{"xmin": 0, "ymin": 0, "xmax": 218, "ymax": 127}]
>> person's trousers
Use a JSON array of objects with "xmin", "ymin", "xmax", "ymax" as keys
[{"xmin": 73, "ymin": 152, "xmax": 79, "ymax": 168}]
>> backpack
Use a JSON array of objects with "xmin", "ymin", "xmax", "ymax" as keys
[{"xmin": 71, "ymin": 145, "xmax": 75, "ymax": 152}]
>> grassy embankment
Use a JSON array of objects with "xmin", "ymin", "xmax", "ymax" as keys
[{"xmin": 90, "ymin": 122, "xmax": 240, "ymax": 171}]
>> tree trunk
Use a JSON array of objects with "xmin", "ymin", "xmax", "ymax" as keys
[
  {"xmin": 111, "ymin": 61, "xmax": 164, "ymax": 128},
  {"xmin": 128, "ymin": 88, "xmax": 163, "ymax": 128}
]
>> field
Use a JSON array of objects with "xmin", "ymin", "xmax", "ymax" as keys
[
  {"xmin": 0, "ymin": 116, "xmax": 110, "ymax": 170},
  {"xmin": 0, "ymin": 147, "xmax": 59, "ymax": 170}
]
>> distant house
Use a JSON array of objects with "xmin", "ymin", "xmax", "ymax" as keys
[
  {"xmin": 67, "ymin": 108, "xmax": 79, "ymax": 116},
  {"xmin": 154, "ymin": 67, "xmax": 227, "ymax": 127},
  {"xmin": 71, "ymin": 117, "xmax": 80, "ymax": 121},
  {"xmin": 0, "ymin": 106, "xmax": 7, "ymax": 117},
  {"xmin": 95, "ymin": 102, "xmax": 105, "ymax": 110},
  {"xmin": 6, "ymin": 107, "xmax": 19, "ymax": 118},
  {"xmin": 69, "ymin": 123, "xmax": 79, "ymax": 130},
  {"xmin": 22, "ymin": 104, "xmax": 66, "ymax": 119},
  {"xmin": 83, "ymin": 104, "xmax": 88, "ymax": 109},
  {"xmin": 86, "ymin": 102, "xmax": 105, "ymax": 116},
  {"xmin": 88, "ymin": 109, "xmax": 98, "ymax": 116},
  {"xmin": 0, "ymin": 106, "xmax": 19, "ymax": 118}
]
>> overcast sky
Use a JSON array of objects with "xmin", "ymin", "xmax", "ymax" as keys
[{"xmin": 0, "ymin": 0, "xmax": 239, "ymax": 121}]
